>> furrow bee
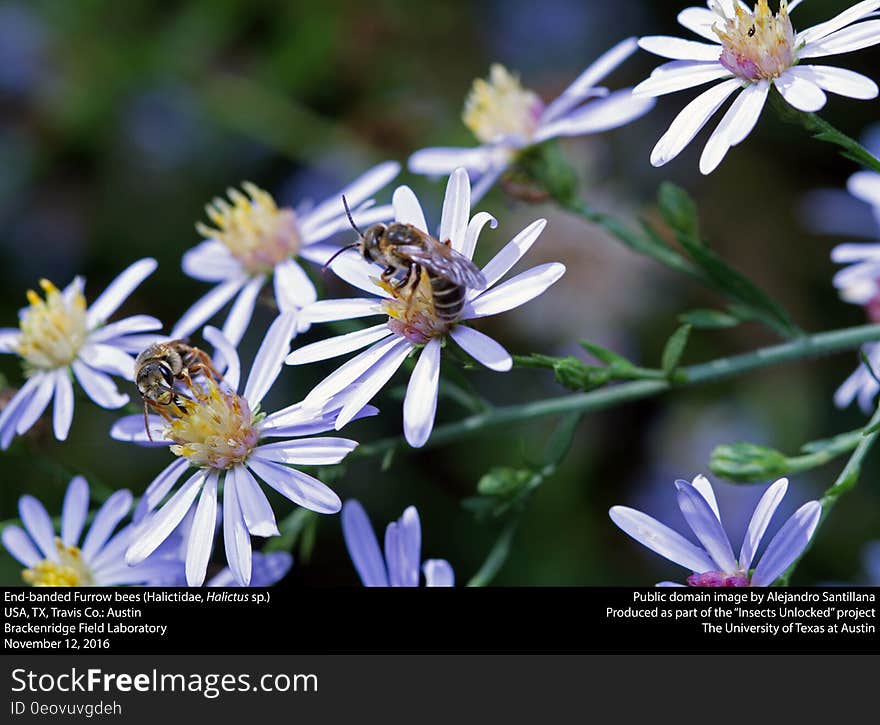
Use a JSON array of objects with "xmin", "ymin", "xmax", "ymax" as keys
[{"xmin": 325, "ymin": 196, "xmax": 487, "ymax": 323}]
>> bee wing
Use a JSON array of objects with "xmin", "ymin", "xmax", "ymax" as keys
[{"xmin": 397, "ymin": 243, "xmax": 487, "ymax": 290}]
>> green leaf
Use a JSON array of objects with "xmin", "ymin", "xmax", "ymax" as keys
[
  {"xmin": 477, "ymin": 467, "xmax": 533, "ymax": 498},
  {"xmin": 710, "ymin": 442, "xmax": 790, "ymax": 482},
  {"xmin": 579, "ymin": 340, "xmax": 633, "ymax": 368},
  {"xmin": 678, "ymin": 308, "xmax": 741, "ymax": 329},
  {"xmin": 658, "ymin": 182, "xmax": 699, "ymax": 241},
  {"xmin": 543, "ymin": 412, "xmax": 583, "ymax": 466},
  {"xmin": 661, "ymin": 324, "xmax": 692, "ymax": 376}
]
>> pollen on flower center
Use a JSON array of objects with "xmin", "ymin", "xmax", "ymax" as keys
[
  {"xmin": 22, "ymin": 538, "xmax": 94, "ymax": 586},
  {"xmin": 463, "ymin": 64, "xmax": 545, "ymax": 145},
  {"xmin": 17, "ymin": 279, "xmax": 88, "ymax": 370},
  {"xmin": 197, "ymin": 182, "xmax": 302, "ymax": 275},
  {"xmin": 166, "ymin": 378, "xmax": 260, "ymax": 469},
  {"xmin": 380, "ymin": 271, "xmax": 453, "ymax": 344},
  {"xmin": 713, "ymin": 0, "xmax": 796, "ymax": 81}
]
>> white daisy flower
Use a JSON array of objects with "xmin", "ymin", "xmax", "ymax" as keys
[
  {"xmin": 408, "ymin": 38, "xmax": 655, "ymax": 202},
  {"xmin": 0, "ymin": 258, "xmax": 160, "ymax": 449},
  {"xmin": 110, "ymin": 314, "xmax": 375, "ymax": 586},
  {"xmin": 635, "ymin": 0, "xmax": 880, "ymax": 174},
  {"xmin": 287, "ymin": 168, "xmax": 566, "ymax": 448},
  {"xmin": 171, "ymin": 162, "xmax": 400, "ymax": 345}
]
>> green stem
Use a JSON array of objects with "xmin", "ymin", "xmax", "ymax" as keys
[
  {"xmin": 769, "ymin": 86, "xmax": 880, "ymax": 173},
  {"xmin": 467, "ymin": 516, "xmax": 521, "ymax": 587},
  {"xmin": 784, "ymin": 430, "xmax": 862, "ymax": 476},
  {"xmin": 355, "ymin": 322, "xmax": 880, "ymax": 458}
]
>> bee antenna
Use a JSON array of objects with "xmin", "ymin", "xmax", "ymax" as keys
[
  {"xmin": 322, "ymin": 242, "xmax": 361, "ymax": 273},
  {"xmin": 342, "ymin": 195, "xmax": 364, "ymax": 237}
]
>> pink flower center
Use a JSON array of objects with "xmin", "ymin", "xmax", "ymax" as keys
[
  {"xmin": 687, "ymin": 570, "xmax": 751, "ymax": 587},
  {"xmin": 714, "ymin": 0, "xmax": 796, "ymax": 82}
]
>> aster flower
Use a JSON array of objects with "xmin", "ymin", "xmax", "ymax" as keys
[
  {"xmin": 287, "ymin": 168, "xmax": 565, "ymax": 448},
  {"xmin": 110, "ymin": 314, "xmax": 375, "ymax": 586},
  {"xmin": 635, "ymin": 0, "xmax": 880, "ymax": 174},
  {"xmin": 171, "ymin": 162, "xmax": 400, "ymax": 345},
  {"xmin": 0, "ymin": 476, "xmax": 175, "ymax": 586},
  {"xmin": 0, "ymin": 258, "xmax": 160, "ymax": 449},
  {"xmin": 408, "ymin": 38, "xmax": 654, "ymax": 202},
  {"xmin": 341, "ymin": 500, "xmax": 454, "ymax": 586},
  {"xmin": 609, "ymin": 475, "xmax": 821, "ymax": 586}
]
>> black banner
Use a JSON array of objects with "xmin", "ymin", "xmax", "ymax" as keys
[{"xmin": 2, "ymin": 587, "xmax": 878, "ymax": 654}]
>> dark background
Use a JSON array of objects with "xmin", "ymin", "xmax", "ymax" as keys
[{"xmin": 1, "ymin": 0, "xmax": 878, "ymax": 586}]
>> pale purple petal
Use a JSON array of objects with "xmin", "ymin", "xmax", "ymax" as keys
[
  {"xmin": 273, "ymin": 258, "xmax": 317, "ymax": 312},
  {"xmin": 229, "ymin": 464, "xmax": 279, "ymax": 537},
  {"xmin": 689, "ymin": 475, "xmax": 720, "ymax": 520},
  {"xmin": 739, "ymin": 478, "xmax": 788, "ymax": 572},
  {"xmin": 0, "ymin": 377, "xmax": 41, "ymax": 449},
  {"xmin": 182, "ymin": 240, "xmax": 242, "ymax": 282},
  {"xmin": 476, "ymin": 218, "xmax": 547, "ymax": 292},
  {"xmin": 392, "ymin": 186, "xmax": 428, "ymax": 232},
  {"xmin": 88, "ymin": 315, "xmax": 163, "ymax": 344},
  {"xmin": 61, "ymin": 476, "xmax": 89, "ymax": 546},
  {"xmin": 423, "ymin": 559, "xmax": 455, "ymax": 586},
  {"xmin": 403, "ymin": 337, "xmax": 441, "ymax": 448},
  {"xmin": 0, "ymin": 327, "xmax": 21, "ymax": 353},
  {"xmin": 19, "ymin": 495, "xmax": 58, "ymax": 561},
  {"xmin": 440, "ymin": 168, "xmax": 470, "ymax": 252},
  {"xmin": 243, "ymin": 312, "xmax": 298, "ymax": 406},
  {"xmin": 465, "ymin": 263, "xmax": 565, "ymax": 319},
  {"xmin": 342, "ymin": 499, "xmax": 389, "ymax": 586},
  {"xmin": 81, "ymin": 489, "xmax": 133, "ymax": 560},
  {"xmin": 72, "ymin": 361, "xmax": 129, "ymax": 409},
  {"xmin": 534, "ymin": 89, "xmax": 655, "ymax": 143},
  {"xmin": 460, "ymin": 211, "xmax": 498, "ymax": 262},
  {"xmin": 170, "ymin": 277, "xmax": 247, "ymax": 339},
  {"xmin": 138, "ymin": 458, "xmax": 190, "ymax": 516},
  {"xmin": 252, "ymin": 437, "xmax": 358, "ymax": 466},
  {"xmin": 408, "ymin": 146, "xmax": 496, "ymax": 176},
  {"xmin": 14, "ymin": 372, "xmax": 55, "ymax": 436},
  {"xmin": 286, "ymin": 324, "xmax": 391, "ymax": 365},
  {"xmin": 186, "ymin": 471, "xmax": 218, "ymax": 587},
  {"xmin": 674, "ymin": 480, "xmax": 737, "ymax": 573},
  {"xmin": 335, "ymin": 339, "xmax": 413, "ymax": 429},
  {"xmin": 384, "ymin": 506, "xmax": 421, "ymax": 587},
  {"xmin": 202, "ymin": 325, "xmax": 240, "ymax": 392},
  {"xmin": 2, "ymin": 526, "xmax": 41, "ymax": 567},
  {"xmin": 470, "ymin": 166, "xmax": 506, "ymax": 205},
  {"xmin": 221, "ymin": 275, "xmax": 265, "ymax": 348},
  {"xmin": 449, "ymin": 326, "xmax": 512, "ymax": 372},
  {"xmin": 609, "ymin": 505, "xmax": 716, "ymax": 573},
  {"xmin": 316, "ymin": 248, "xmax": 389, "ymax": 298},
  {"xmin": 86, "ymin": 258, "xmax": 157, "ymax": 328},
  {"xmin": 221, "ymin": 469, "xmax": 252, "ymax": 586},
  {"xmin": 750, "ymin": 501, "xmax": 822, "ymax": 586},
  {"xmin": 246, "ymin": 458, "xmax": 341, "ymax": 514},
  {"xmin": 110, "ymin": 413, "xmax": 170, "ymax": 447},
  {"xmin": 78, "ymin": 343, "xmax": 135, "ymax": 379},
  {"xmin": 301, "ymin": 161, "xmax": 400, "ymax": 231},
  {"xmin": 52, "ymin": 370, "xmax": 74, "ymax": 441}
]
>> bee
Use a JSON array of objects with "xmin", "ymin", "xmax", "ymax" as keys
[
  {"xmin": 325, "ymin": 197, "xmax": 487, "ymax": 323},
  {"xmin": 134, "ymin": 340, "xmax": 221, "ymax": 440}
]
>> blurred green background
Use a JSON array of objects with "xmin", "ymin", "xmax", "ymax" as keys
[{"xmin": 1, "ymin": 0, "xmax": 878, "ymax": 586}]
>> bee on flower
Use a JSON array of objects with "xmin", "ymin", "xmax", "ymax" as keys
[
  {"xmin": 288, "ymin": 168, "xmax": 566, "ymax": 448},
  {"xmin": 0, "ymin": 259, "xmax": 161, "ymax": 449},
  {"xmin": 110, "ymin": 315, "xmax": 376, "ymax": 586},
  {"xmin": 171, "ymin": 162, "xmax": 399, "ymax": 347},
  {"xmin": 408, "ymin": 38, "xmax": 655, "ymax": 202},
  {"xmin": 634, "ymin": 0, "xmax": 880, "ymax": 173}
]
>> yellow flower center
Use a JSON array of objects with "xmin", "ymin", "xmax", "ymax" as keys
[
  {"xmin": 23, "ymin": 538, "xmax": 94, "ymax": 586},
  {"xmin": 17, "ymin": 279, "xmax": 88, "ymax": 370},
  {"xmin": 167, "ymin": 378, "xmax": 260, "ymax": 469},
  {"xmin": 463, "ymin": 64, "xmax": 544, "ymax": 145},
  {"xmin": 380, "ymin": 271, "xmax": 453, "ymax": 344},
  {"xmin": 714, "ymin": 0, "xmax": 796, "ymax": 81},
  {"xmin": 197, "ymin": 182, "xmax": 302, "ymax": 275}
]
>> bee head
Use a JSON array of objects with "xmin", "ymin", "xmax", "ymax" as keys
[
  {"xmin": 137, "ymin": 363, "xmax": 175, "ymax": 404},
  {"xmin": 362, "ymin": 225, "xmax": 385, "ymax": 262}
]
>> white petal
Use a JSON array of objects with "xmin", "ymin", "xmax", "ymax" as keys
[
  {"xmin": 403, "ymin": 338, "xmax": 441, "ymax": 448},
  {"xmin": 798, "ymin": 0, "xmax": 880, "ymax": 46},
  {"xmin": 739, "ymin": 478, "xmax": 788, "ymax": 572},
  {"xmin": 699, "ymin": 79, "xmax": 768, "ymax": 174},
  {"xmin": 408, "ymin": 147, "xmax": 495, "ymax": 176},
  {"xmin": 301, "ymin": 161, "xmax": 400, "ymax": 231},
  {"xmin": 71, "ymin": 361, "xmax": 129, "ymax": 409},
  {"xmin": 19, "ymin": 495, "xmax": 58, "ymax": 561},
  {"xmin": 774, "ymin": 70, "xmax": 827, "ymax": 112},
  {"xmin": 450, "ymin": 326, "xmax": 512, "ymax": 372},
  {"xmin": 334, "ymin": 339, "xmax": 413, "ymax": 429},
  {"xmin": 126, "ymin": 470, "xmax": 205, "ymax": 565},
  {"xmin": 229, "ymin": 464, "xmax": 279, "ymax": 537},
  {"xmin": 52, "ymin": 370, "xmax": 74, "ymax": 441},
  {"xmin": 341, "ymin": 499, "xmax": 389, "ymax": 586},
  {"xmin": 243, "ymin": 312, "xmax": 298, "ymax": 406},
  {"xmin": 88, "ymin": 315, "xmax": 162, "ymax": 344},
  {"xmin": 799, "ymin": 20, "xmax": 880, "ymax": 59},
  {"xmin": 286, "ymin": 324, "xmax": 391, "ymax": 365},
  {"xmin": 475, "ymin": 218, "xmax": 546, "ymax": 292},
  {"xmin": 273, "ymin": 258, "xmax": 317, "ymax": 311},
  {"xmin": 202, "ymin": 326, "xmax": 240, "ymax": 393},
  {"xmin": 465, "ymin": 263, "xmax": 565, "ymax": 319},
  {"xmin": 221, "ymin": 275, "xmax": 265, "ymax": 348},
  {"xmin": 246, "ymin": 458, "xmax": 341, "ymax": 514},
  {"xmin": 15, "ymin": 373, "xmax": 55, "ymax": 436},
  {"xmin": 392, "ymin": 186, "xmax": 428, "ymax": 232},
  {"xmin": 181, "ymin": 240, "xmax": 242, "ymax": 282},
  {"xmin": 253, "ymin": 437, "xmax": 358, "ymax": 466},
  {"xmin": 787, "ymin": 64, "xmax": 878, "ymax": 99},
  {"xmin": 848, "ymin": 172, "xmax": 880, "ymax": 207},
  {"xmin": 440, "ymin": 168, "xmax": 471, "ymax": 252},
  {"xmin": 633, "ymin": 60, "xmax": 733, "ymax": 97},
  {"xmin": 0, "ymin": 378, "xmax": 40, "ymax": 448},
  {"xmin": 534, "ymin": 89, "xmax": 655, "ymax": 143},
  {"xmin": 384, "ymin": 506, "xmax": 421, "ymax": 587},
  {"xmin": 638, "ymin": 35, "xmax": 722, "ymax": 61},
  {"xmin": 423, "ymin": 559, "xmax": 455, "ymax": 586},
  {"xmin": 304, "ymin": 335, "xmax": 410, "ymax": 406},
  {"xmin": 311, "ymin": 244, "xmax": 389, "ymax": 298},
  {"xmin": 469, "ymin": 166, "xmax": 506, "ymax": 205},
  {"xmin": 460, "ymin": 211, "xmax": 498, "ymax": 262},
  {"xmin": 0, "ymin": 328, "xmax": 21, "ymax": 353},
  {"xmin": 86, "ymin": 258, "xmax": 157, "ymax": 328},
  {"xmin": 222, "ymin": 470, "xmax": 252, "ymax": 586},
  {"xmin": 109, "ymin": 413, "xmax": 170, "ymax": 447},
  {"xmin": 650, "ymin": 79, "xmax": 742, "ymax": 167},
  {"xmin": 299, "ymin": 298, "xmax": 384, "ymax": 325},
  {"xmin": 78, "ymin": 343, "xmax": 135, "ymax": 380},
  {"xmin": 171, "ymin": 277, "xmax": 247, "ymax": 340},
  {"xmin": 138, "ymin": 458, "xmax": 190, "ymax": 515},
  {"xmin": 689, "ymin": 474, "xmax": 720, "ymax": 520},
  {"xmin": 609, "ymin": 505, "xmax": 716, "ymax": 573},
  {"xmin": 1, "ymin": 526, "xmax": 42, "ymax": 567},
  {"xmin": 81, "ymin": 489, "xmax": 133, "ymax": 560},
  {"xmin": 750, "ymin": 501, "xmax": 822, "ymax": 586},
  {"xmin": 186, "ymin": 471, "xmax": 218, "ymax": 587},
  {"xmin": 541, "ymin": 37, "xmax": 640, "ymax": 123},
  {"xmin": 61, "ymin": 476, "xmax": 89, "ymax": 546},
  {"xmin": 675, "ymin": 480, "xmax": 737, "ymax": 573},
  {"xmin": 677, "ymin": 6, "xmax": 723, "ymax": 42}
]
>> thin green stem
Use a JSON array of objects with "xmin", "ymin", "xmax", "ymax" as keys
[{"xmin": 355, "ymin": 322, "xmax": 880, "ymax": 458}]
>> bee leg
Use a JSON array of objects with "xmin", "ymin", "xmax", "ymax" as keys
[
  {"xmin": 143, "ymin": 401, "xmax": 154, "ymax": 442},
  {"xmin": 191, "ymin": 348, "xmax": 222, "ymax": 381},
  {"xmin": 406, "ymin": 263, "xmax": 420, "ymax": 304}
]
